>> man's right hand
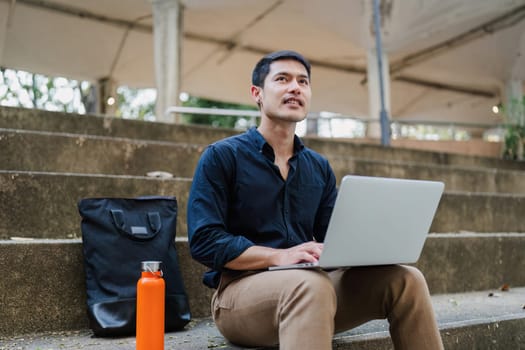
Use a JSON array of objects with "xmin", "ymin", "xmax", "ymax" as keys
[{"xmin": 273, "ymin": 241, "xmax": 323, "ymax": 266}]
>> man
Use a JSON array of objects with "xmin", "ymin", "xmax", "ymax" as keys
[{"xmin": 187, "ymin": 50, "xmax": 444, "ymax": 349}]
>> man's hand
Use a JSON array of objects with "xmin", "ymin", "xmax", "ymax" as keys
[
  {"xmin": 224, "ymin": 241, "xmax": 323, "ymax": 271},
  {"xmin": 272, "ymin": 241, "xmax": 323, "ymax": 266}
]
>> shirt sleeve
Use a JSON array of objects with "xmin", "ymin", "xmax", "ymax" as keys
[
  {"xmin": 187, "ymin": 144, "xmax": 255, "ymax": 271},
  {"xmin": 313, "ymin": 160, "xmax": 337, "ymax": 242}
]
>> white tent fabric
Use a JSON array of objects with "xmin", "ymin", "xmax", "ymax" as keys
[{"xmin": 1, "ymin": 0, "xmax": 524, "ymax": 127}]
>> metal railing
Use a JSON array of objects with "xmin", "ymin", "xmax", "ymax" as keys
[
  {"xmin": 165, "ymin": 106, "xmax": 261, "ymax": 118},
  {"xmin": 165, "ymin": 106, "xmax": 503, "ymax": 141}
]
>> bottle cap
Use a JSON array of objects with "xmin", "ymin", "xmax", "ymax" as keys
[{"xmin": 141, "ymin": 261, "xmax": 162, "ymax": 272}]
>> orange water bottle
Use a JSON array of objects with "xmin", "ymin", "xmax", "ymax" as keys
[{"xmin": 136, "ymin": 261, "xmax": 165, "ymax": 350}]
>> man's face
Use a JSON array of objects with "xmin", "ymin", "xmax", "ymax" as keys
[{"xmin": 252, "ymin": 59, "xmax": 312, "ymax": 123}]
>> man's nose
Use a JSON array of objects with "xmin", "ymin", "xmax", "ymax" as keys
[{"xmin": 287, "ymin": 79, "xmax": 301, "ymax": 93}]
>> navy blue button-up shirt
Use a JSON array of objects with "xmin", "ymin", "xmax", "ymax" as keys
[{"xmin": 187, "ymin": 127, "xmax": 337, "ymax": 288}]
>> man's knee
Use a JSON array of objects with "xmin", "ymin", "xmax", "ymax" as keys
[
  {"xmin": 386, "ymin": 265, "xmax": 432, "ymax": 314},
  {"xmin": 397, "ymin": 265, "xmax": 429, "ymax": 293}
]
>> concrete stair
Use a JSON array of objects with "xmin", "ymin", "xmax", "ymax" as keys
[
  {"xmin": 1, "ymin": 106, "xmax": 524, "ymax": 349},
  {"xmin": 2, "ymin": 171, "xmax": 525, "ymax": 240},
  {"xmin": 2, "ymin": 106, "xmax": 524, "ymax": 171},
  {"xmin": 3, "ymin": 128, "xmax": 525, "ymax": 192},
  {"xmin": 1, "ymin": 288, "xmax": 524, "ymax": 349}
]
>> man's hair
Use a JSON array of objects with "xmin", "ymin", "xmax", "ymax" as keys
[{"xmin": 251, "ymin": 50, "xmax": 311, "ymax": 87}]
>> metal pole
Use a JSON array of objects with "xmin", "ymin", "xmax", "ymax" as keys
[{"xmin": 373, "ymin": 0, "xmax": 391, "ymax": 146}]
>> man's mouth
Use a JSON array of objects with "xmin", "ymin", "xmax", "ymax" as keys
[{"xmin": 283, "ymin": 97, "xmax": 303, "ymax": 106}]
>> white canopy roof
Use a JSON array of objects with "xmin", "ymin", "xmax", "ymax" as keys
[{"xmin": 1, "ymin": 0, "xmax": 524, "ymax": 127}]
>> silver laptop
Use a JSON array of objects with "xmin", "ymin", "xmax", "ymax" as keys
[{"xmin": 269, "ymin": 175, "xmax": 444, "ymax": 270}]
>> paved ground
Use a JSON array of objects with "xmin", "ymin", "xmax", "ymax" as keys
[{"xmin": 1, "ymin": 288, "xmax": 524, "ymax": 350}]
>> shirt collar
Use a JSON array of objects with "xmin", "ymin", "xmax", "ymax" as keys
[{"xmin": 248, "ymin": 127, "xmax": 305, "ymax": 155}]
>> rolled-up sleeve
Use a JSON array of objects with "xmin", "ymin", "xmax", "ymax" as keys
[{"xmin": 187, "ymin": 145, "xmax": 254, "ymax": 271}]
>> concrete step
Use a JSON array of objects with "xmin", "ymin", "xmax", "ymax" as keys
[
  {"xmin": 1, "ymin": 171, "xmax": 525, "ymax": 240},
  {"xmin": 0, "ymin": 170, "xmax": 191, "ymax": 240},
  {"xmin": 0, "ymin": 128, "xmax": 204, "ymax": 178},
  {"xmin": 1, "ymin": 234, "xmax": 524, "ymax": 336},
  {"xmin": 2, "ymin": 106, "xmax": 524, "ymax": 171},
  {"xmin": 3, "ymin": 128, "xmax": 525, "ymax": 193},
  {"xmin": 327, "ymin": 155, "xmax": 525, "ymax": 194},
  {"xmin": 431, "ymin": 191, "xmax": 525, "ymax": 233},
  {"xmin": 0, "ymin": 238, "xmax": 210, "ymax": 337},
  {"xmin": 0, "ymin": 106, "xmax": 238, "ymax": 145},
  {"xmin": 1, "ymin": 285, "xmax": 524, "ymax": 349},
  {"xmin": 304, "ymin": 138, "xmax": 525, "ymax": 172}
]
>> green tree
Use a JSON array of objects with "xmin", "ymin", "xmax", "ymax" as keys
[
  {"xmin": 0, "ymin": 68, "xmax": 156, "ymax": 120},
  {"xmin": 181, "ymin": 95, "xmax": 258, "ymax": 129},
  {"xmin": 116, "ymin": 86, "xmax": 156, "ymax": 121},
  {"xmin": 0, "ymin": 68, "xmax": 91, "ymax": 113},
  {"xmin": 1, "ymin": 68, "xmax": 257, "ymax": 127},
  {"xmin": 501, "ymin": 96, "xmax": 525, "ymax": 160}
]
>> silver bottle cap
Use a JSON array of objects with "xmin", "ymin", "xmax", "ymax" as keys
[{"xmin": 141, "ymin": 261, "xmax": 162, "ymax": 272}]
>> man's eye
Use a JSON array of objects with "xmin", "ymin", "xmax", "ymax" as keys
[{"xmin": 276, "ymin": 76, "xmax": 287, "ymax": 81}]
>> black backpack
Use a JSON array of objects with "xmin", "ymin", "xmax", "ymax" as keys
[{"xmin": 78, "ymin": 196, "xmax": 191, "ymax": 337}]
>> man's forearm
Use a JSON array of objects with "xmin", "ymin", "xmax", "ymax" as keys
[
  {"xmin": 224, "ymin": 241, "xmax": 323, "ymax": 270},
  {"xmin": 224, "ymin": 246, "xmax": 279, "ymax": 270}
]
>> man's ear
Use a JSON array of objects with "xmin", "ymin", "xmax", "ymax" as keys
[{"xmin": 250, "ymin": 85, "xmax": 262, "ymax": 105}]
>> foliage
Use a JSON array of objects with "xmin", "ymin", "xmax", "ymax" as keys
[
  {"xmin": 502, "ymin": 124, "xmax": 525, "ymax": 160},
  {"xmin": 181, "ymin": 95, "xmax": 258, "ymax": 129},
  {"xmin": 116, "ymin": 86, "xmax": 156, "ymax": 121},
  {"xmin": 0, "ymin": 68, "xmax": 91, "ymax": 113},
  {"xmin": 1, "ymin": 68, "xmax": 257, "ymax": 127},
  {"xmin": 501, "ymin": 96, "xmax": 525, "ymax": 160},
  {"xmin": 0, "ymin": 68, "xmax": 155, "ymax": 120}
]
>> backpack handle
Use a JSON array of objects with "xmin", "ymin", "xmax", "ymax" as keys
[{"xmin": 110, "ymin": 209, "xmax": 162, "ymax": 240}]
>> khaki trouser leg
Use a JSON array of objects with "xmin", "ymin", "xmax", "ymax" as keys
[
  {"xmin": 329, "ymin": 265, "xmax": 444, "ymax": 350},
  {"xmin": 212, "ymin": 265, "xmax": 443, "ymax": 350},
  {"xmin": 212, "ymin": 269, "xmax": 336, "ymax": 350}
]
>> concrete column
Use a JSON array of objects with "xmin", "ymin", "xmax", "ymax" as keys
[
  {"xmin": 97, "ymin": 77, "xmax": 117, "ymax": 116},
  {"xmin": 366, "ymin": 49, "xmax": 391, "ymax": 139},
  {"xmin": 504, "ymin": 79, "xmax": 524, "ymax": 126},
  {"xmin": 503, "ymin": 23, "xmax": 525, "ymax": 126},
  {"xmin": 0, "ymin": 1, "xmax": 13, "ymax": 66},
  {"xmin": 306, "ymin": 118, "xmax": 319, "ymax": 136},
  {"xmin": 151, "ymin": 0, "xmax": 183, "ymax": 123}
]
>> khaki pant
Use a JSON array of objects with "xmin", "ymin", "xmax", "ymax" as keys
[{"xmin": 212, "ymin": 265, "xmax": 444, "ymax": 350}]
